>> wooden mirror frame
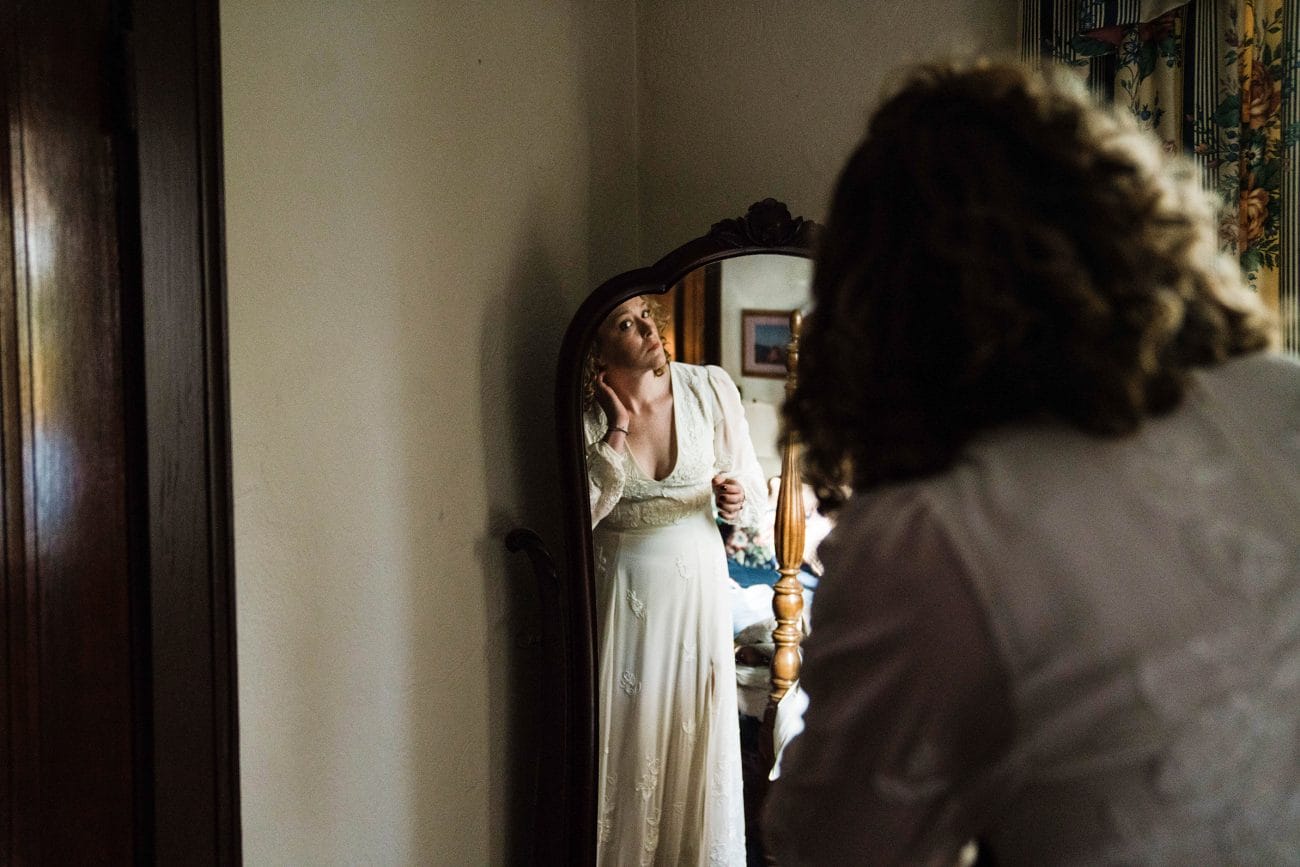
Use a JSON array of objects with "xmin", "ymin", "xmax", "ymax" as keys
[{"xmin": 544, "ymin": 198, "xmax": 820, "ymax": 866}]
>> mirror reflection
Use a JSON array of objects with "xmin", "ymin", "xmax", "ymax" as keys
[{"xmin": 583, "ymin": 255, "xmax": 823, "ymax": 865}]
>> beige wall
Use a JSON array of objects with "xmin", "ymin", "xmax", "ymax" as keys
[
  {"xmin": 636, "ymin": 1, "xmax": 1018, "ymax": 259},
  {"xmin": 222, "ymin": 2, "xmax": 636, "ymax": 863},
  {"xmin": 222, "ymin": 2, "xmax": 1014, "ymax": 863}
]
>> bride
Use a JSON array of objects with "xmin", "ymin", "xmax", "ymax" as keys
[{"xmin": 583, "ymin": 295, "xmax": 766, "ymax": 866}]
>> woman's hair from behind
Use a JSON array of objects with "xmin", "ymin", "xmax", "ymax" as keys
[
  {"xmin": 582, "ymin": 294, "xmax": 673, "ymax": 411},
  {"xmin": 787, "ymin": 59, "xmax": 1276, "ymax": 511}
]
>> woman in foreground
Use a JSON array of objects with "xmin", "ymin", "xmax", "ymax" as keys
[{"xmin": 765, "ymin": 60, "xmax": 1299, "ymax": 864}]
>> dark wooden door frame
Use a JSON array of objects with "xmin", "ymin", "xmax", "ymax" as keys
[
  {"xmin": 2, "ymin": 0, "xmax": 240, "ymax": 861},
  {"xmin": 134, "ymin": 0, "xmax": 241, "ymax": 860}
]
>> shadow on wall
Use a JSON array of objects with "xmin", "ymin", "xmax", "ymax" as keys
[{"xmin": 476, "ymin": 233, "xmax": 573, "ymax": 866}]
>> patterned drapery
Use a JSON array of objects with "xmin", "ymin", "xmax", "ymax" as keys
[{"xmin": 1020, "ymin": 0, "xmax": 1299, "ymax": 351}]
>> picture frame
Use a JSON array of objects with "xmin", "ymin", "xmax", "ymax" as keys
[{"xmin": 740, "ymin": 308, "xmax": 794, "ymax": 378}]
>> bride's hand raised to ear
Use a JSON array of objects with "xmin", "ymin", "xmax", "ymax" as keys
[{"xmin": 595, "ymin": 371, "xmax": 631, "ymax": 433}]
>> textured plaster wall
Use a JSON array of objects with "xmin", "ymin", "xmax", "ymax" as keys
[
  {"xmin": 718, "ymin": 254, "xmax": 814, "ymax": 407},
  {"xmin": 221, "ymin": 2, "xmax": 636, "ymax": 863},
  {"xmin": 636, "ymin": 1, "xmax": 1019, "ymax": 259}
]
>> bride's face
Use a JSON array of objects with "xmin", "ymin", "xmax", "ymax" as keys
[{"xmin": 598, "ymin": 296, "xmax": 666, "ymax": 372}]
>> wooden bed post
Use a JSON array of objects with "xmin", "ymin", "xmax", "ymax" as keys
[{"xmin": 769, "ymin": 310, "xmax": 806, "ymax": 709}]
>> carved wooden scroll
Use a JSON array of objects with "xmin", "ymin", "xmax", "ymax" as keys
[{"xmin": 768, "ymin": 310, "xmax": 805, "ymax": 708}]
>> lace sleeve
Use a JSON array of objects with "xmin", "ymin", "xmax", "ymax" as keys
[
  {"xmin": 705, "ymin": 365, "xmax": 768, "ymax": 527},
  {"xmin": 584, "ymin": 409, "xmax": 626, "ymax": 528}
]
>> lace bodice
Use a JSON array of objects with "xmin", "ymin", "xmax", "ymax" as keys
[{"xmin": 585, "ymin": 363, "xmax": 767, "ymax": 531}]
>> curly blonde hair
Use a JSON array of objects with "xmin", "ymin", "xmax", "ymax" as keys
[
  {"xmin": 785, "ymin": 59, "xmax": 1276, "ymax": 511},
  {"xmin": 582, "ymin": 295, "xmax": 673, "ymax": 411}
]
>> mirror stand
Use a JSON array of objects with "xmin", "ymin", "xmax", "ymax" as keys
[{"xmin": 509, "ymin": 199, "xmax": 820, "ymax": 866}]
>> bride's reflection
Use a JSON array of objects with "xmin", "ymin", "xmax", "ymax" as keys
[{"xmin": 584, "ymin": 294, "xmax": 766, "ymax": 866}]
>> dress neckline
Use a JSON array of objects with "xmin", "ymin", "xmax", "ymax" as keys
[{"xmin": 625, "ymin": 363, "xmax": 681, "ymax": 483}]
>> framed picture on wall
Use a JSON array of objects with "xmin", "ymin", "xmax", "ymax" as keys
[{"xmin": 741, "ymin": 309, "xmax": 794, "ymax": 378}]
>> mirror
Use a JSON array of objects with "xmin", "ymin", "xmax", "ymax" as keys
[{"xmin": 550, "ymin": 200, "xmax": 820, "ymax": 866}]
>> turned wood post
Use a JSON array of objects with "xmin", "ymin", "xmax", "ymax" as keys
[{"xmin": 768, "ymin": 310, "xmax": 805, "ymax": 709}]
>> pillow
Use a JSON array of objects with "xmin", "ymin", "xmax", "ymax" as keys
[{"xmin": 719, "ymin": 519, "xmax": 777, "ymax": 570}]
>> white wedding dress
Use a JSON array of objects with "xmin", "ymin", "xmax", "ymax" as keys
[{"xmin": 585, "ymin": 363, "xmax": 767, "ymax": 867}]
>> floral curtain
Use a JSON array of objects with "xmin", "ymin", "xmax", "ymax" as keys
[{"xmin": 1020, "ymin": 0, "xmax": 1300, "ymax": 351}]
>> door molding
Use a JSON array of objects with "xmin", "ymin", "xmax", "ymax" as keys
[{"xmin": 1, "ymin": 0, "xmax": 240, "ymax": 860}]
